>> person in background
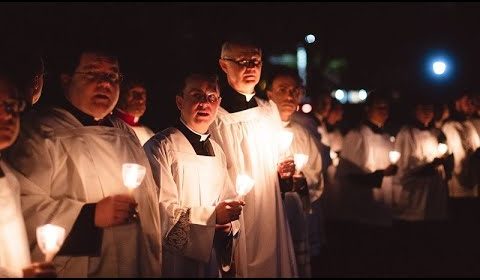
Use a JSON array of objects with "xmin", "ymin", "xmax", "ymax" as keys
[
  {"xmin": 266, "ymin": 67, "xmax": 324, "ymax": 277},
  {"xmin": 114, "ymin": 77, "xmax": 154, "ymax": 145}
]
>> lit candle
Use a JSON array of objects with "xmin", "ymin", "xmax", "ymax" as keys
[
  {"xmin": 122, "ymin": 163, "xmax": 147, "ymax": 194},
  {"xmin": 437, "ymin": 143, "xmax": 448, "ymax": 157},
  {"xmin": 294, "ymin": 153, "xmax": 309, "ymax": 175},
  {"xmin": 329, "ymin": 150, "xmax": 338, "ymax": 160},
  {"xmin": 389, "ymin": 151, "xmax": 401, "ymax": 164},
  {"xmin": 236, "ymin": 174, "xmax": 255, "ymax": 198},
  {"xmin": 36, "ymin": 224, "xmax": 65, "ymax": 262}
]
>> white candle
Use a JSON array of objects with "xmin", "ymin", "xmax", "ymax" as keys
[
  {"xmin": 437, "ymin": 143, "xmax": 448, "ymax": 157},
  {"xmin": 294, "ymin": 153, "xmax": 309, "ymax": 175},
  {"xmin": 36, "ymin": 224, "xmax": 66, "ymax": 262},
  {"xmin": 389, "ymin": 151, "xmax": 401, "ymax": 164},
  {"xmin": 122, "ymin": 163, "xmax": 147, "ymax": 193},
  {"xmin": 236, "ymin": 174, "xmax": 255, "ymax": 197}
]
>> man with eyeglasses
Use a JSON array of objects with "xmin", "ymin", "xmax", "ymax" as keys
[
  {"xmin": 266, "ymin": 67, "xmax": 324, "ymax": 277},
  {"xmin": 6, "ymin": 49, "xmax": 161, "ymax": 277},
  {"xmin": 114, "ymin": 77, "xmax": 154, "ymax": 145},
  {"xmin": 144, "ymin": 72, "xmax": 243, "ymax": 277},
  {"xmin": 0, "ymin": 66, "xmax": 57, "ymax": 278},
  {"xmin": 210, "ymin": 38, "xmax": 298, "ymax": 277}
]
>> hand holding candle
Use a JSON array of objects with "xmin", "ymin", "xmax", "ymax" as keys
[
  {"xmin": 36, "ymin": 224, "xmax": 66, "ymax": 262},
  {"xmin": 122, "ymin": 163, "xmax": 146, "ymax": 194}
]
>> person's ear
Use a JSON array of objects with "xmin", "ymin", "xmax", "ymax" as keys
[
  {"xmin": 175, "ymin": 95, "xmax": 183, "ymax": 111},
  {"xmin": 60, "ymin": 73, "xmax": 71, "ymax": 91},
  {"xmin": 219, "ymin": 59, "xmax": 228, "ymax": 74},
  {"xmin": 266, "ymin": 89, "xmax": 273, "ymax": 100}
]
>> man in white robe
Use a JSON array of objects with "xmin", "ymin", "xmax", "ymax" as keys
[
  {"xmin": 335, "ymin": 93, "xmax": 398, "ymax": 275},
  {"xmin": 114, "ymin": 78, "xmax": 154, "ymax": 145},
  {"xmin": 6, "ymin": 50, "xmax": 161, "ymax": 277},
  {"xmin": 0, "ymin": 68, "xmax": 56, "ymax": 278},
  {"xmin": 210, "ymin": 39, "xmax": 297, "ymax": 277},
  {"xmin": 144, "ymin": 72, "xmax": 243, "ymax": 277},
  {"xmin": 265, "ymin": 68, "xmax": 324, "ymax": 277}
]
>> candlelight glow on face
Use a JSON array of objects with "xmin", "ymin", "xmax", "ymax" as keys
[
  {"xmin": 294, "ymin": 153, "xmax": 309, "ymax": 175},
  {"xmin": 389, "ymin": 151, "xmax": 401, "ymax": 164},
  {"xmin": 36, "ymin": 224, "xmax": 66, "ymax": 262},
  {"xmin": 236, "ymin": 174, "xmax": 255, "ymax": 197},
  {"xmin": 437, "ymin": 143, "xmax": 448, "ymax": 157},
  {"xmin": 122, "ymin": 163, "xmax": 147, "ymax": 192}
]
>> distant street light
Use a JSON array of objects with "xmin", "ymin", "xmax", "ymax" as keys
[
  {"xmin": 305, "ymin": 34, "xmax": 315, "ymax": 44},
  {"xmin": 432, "ymin": 61, "xmax": 446, "ymax": 75}
]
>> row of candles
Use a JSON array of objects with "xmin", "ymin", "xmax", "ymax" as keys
[{"xmin": 37, "ymin": 134, "xmax": 447, "ymax": 263}]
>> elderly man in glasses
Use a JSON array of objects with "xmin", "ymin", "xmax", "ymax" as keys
[
  {"xmin": 144, "ymin": 71, "xmax": 244, "ymax": 277},
  {"xmin": 114, "ymin": 77, "xmax": 154, "ymax": 145},
  {"xmin": 209, "ymin": 37, "xmax": 297, "ymax": 277},
  {"xmin": 6, "ymin": 48, "xmax": 161, "ymax": 277},
  {"xmin": 0, "ymin": 64, "xmax": 57, "ymax": 278}
]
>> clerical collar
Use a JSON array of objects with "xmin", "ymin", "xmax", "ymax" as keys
[
  {"xmin": 60, "ymin": 97, "xmax": 113, "ymax": 127},
  {"xmin": 179, "ymin": 118, "xmax": 210, "ymax": 142},
  {"xmin": 412, "ymin": 120, "xmax": 432, "ymax": 131},
  {"xmin": 220, "ymin": 84, "xmax": 258, "ymax": 113},
  {"xmin": 175, "ymin": 119, "xmax": 214, "ymax": 156},
  {"xmin": 364, "ymin": 120, "xmax": 385, "ymax": 134},
  {"xmin": 114, "ymin": 109, "xmax": 140, "ymax": 126}
]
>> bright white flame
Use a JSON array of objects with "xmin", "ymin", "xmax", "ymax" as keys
[
  {"xmin": 36, "ymin": 224, "xmax": 66, "ymax": 262},
  {"xmin": 335, "ymin": 89, "xmax": 345, "ymax": 101},
  {"xmin": 330, "ymin": 150, "xmax": 338, "ymax": 160},
  {"xmin": 301, "ymin": 103, "xmax": 313, "ymax": 113},
  {"xmin": 279, "ymin": 130, "xmax": 294, "ymax": 153},
  {"xmin": 305, "ymin": 34, "xmax": 316, "ymax": 44},
  {"xmin": 122, "ymin": 163, "xmax": 147, "ymax": 191},
  {"xmin": 433, "ymin": 61, "xmax": 446, "ymax": 75},
  {"xmin": 390, "ymin": 136, "xmax": 396, "ymax": 143},
  {"xmin": 389, "ymin": 151, "xmax": 401, "ymax": 164},
  {"xmin": 437, "ymin": 143, "xmax": 448, "ymax": 156},
  {"xmin": 294, "ymin": 153, "xmax": 309, "ymax": 174},
  {"xmin": 236, "ymin": 174, "xmax": 255, "ymax": 196},
  {"xmin": 359, "ymin": 89, "xmax": 368, "ymax": 100}
]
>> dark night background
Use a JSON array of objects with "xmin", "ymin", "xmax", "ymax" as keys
[{"xmin": 1, "ymin": 2, "xmax": 479, "ymax": 131}]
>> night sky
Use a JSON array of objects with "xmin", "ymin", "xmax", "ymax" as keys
[{"xmin": 1, "ymin": 3, "xmax": 479, "ymax": 131}]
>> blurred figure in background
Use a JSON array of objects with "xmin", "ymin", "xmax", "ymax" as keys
[{"xmin": 114, "ymin": 77, "xmax": 154, "ymax": 145}]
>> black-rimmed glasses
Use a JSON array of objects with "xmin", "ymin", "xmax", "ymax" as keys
[
  {"xmin": 186, "ymin": 90, "xmax": 222, "ymax": 104},
  {"xmin": 74, "ymin": 71, "xmax": 123, "ymax": 84},
  {"xmin": 222, "ymin": 57, "xmax": 262, "ymax": 68}
]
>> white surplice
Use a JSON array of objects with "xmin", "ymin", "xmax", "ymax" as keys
[
  {"xmin": 129, "ymin": 124, "xmax": 154, "ymax": 146},
  {"xmin": 0, "ymin": 161, "xmax": 31, "ymax": 278},
  {"xmin": 209, "ymin": 98, "xmax": 297, "ymax": 277},
  {"xmin": 393, "ymin": 126, "xmax": 448, "ymax": 221},
  {"xmin": 144, "ymin": 127, "xmax": 240, "ymax": 277},
  {"xmin": 6, "ymin": 108, "xmax": 161, "ymax": 277},
  {"xmin": 442, "ymin": 119, "xmax": 480, "ymax": 197},
  {"xmin": 336, "ymin": 124, "xmax": 394, "ymax": 226}
]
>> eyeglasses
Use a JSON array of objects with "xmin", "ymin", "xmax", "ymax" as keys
[
  {"xmin": 274, "ymin": 86, "xmax": 304, "ymax": 98},
  {"xmin": 0, "ymin": 99, "xmax": 26, "ymax": 116},
  {"xmin": 185, "ymin": 90, "xmax": 221, "ymax": 104},
  {"xmin": 222, "ymin": 57, "xmax": 262, "ymax": 68},
  {"xmin": 74, "ymin": 71, "xmax": 123, "ymax": 84}
]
